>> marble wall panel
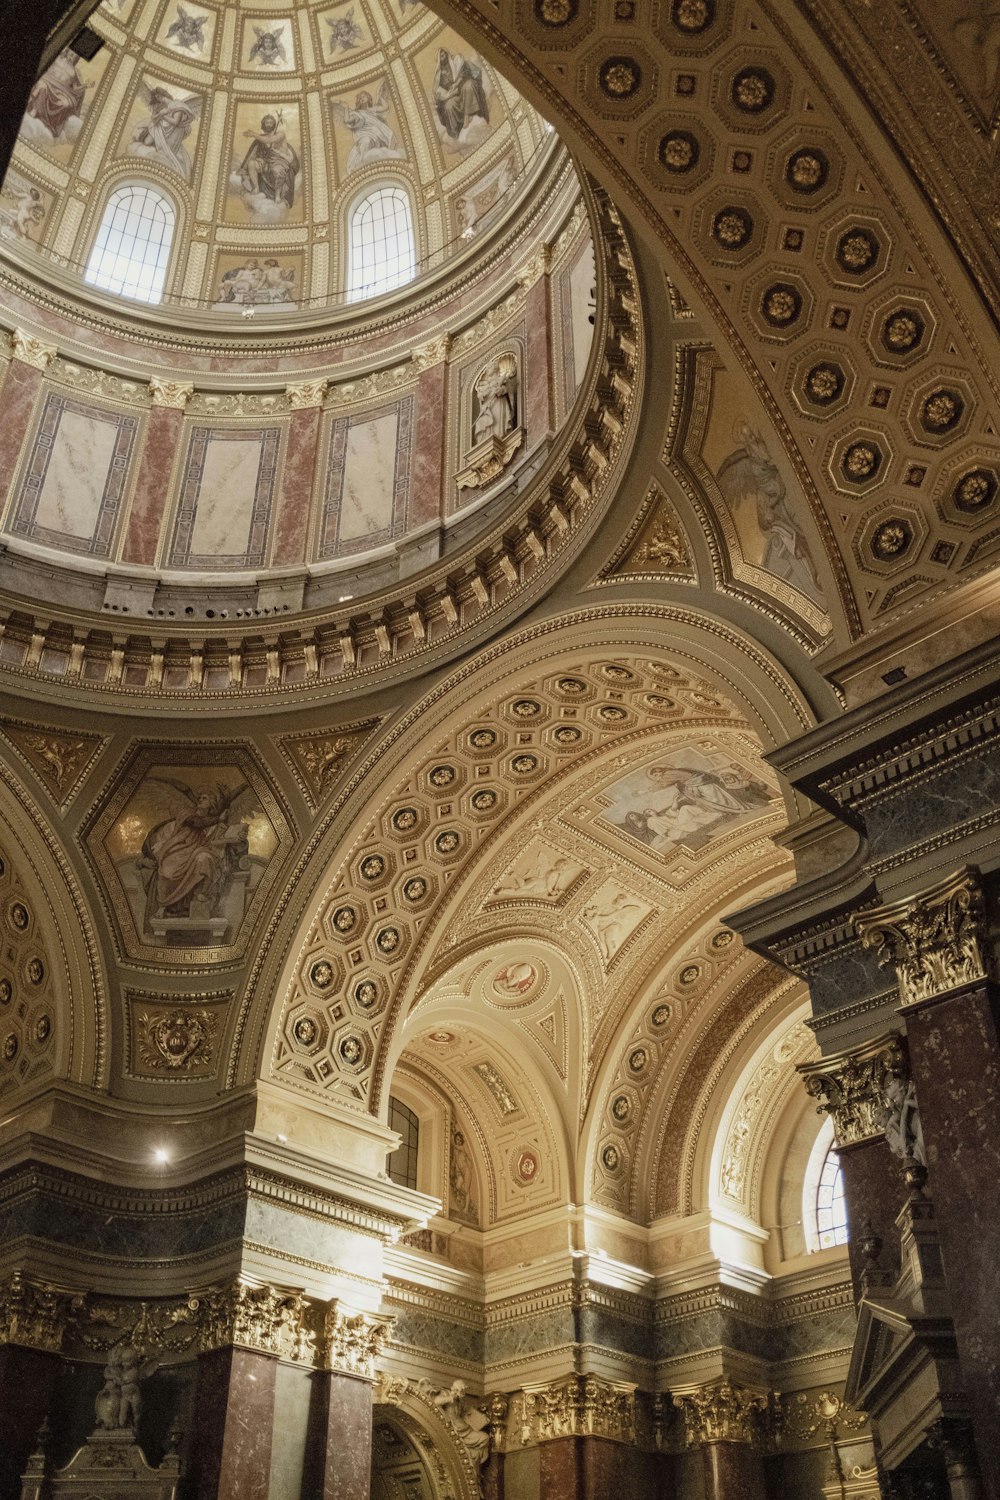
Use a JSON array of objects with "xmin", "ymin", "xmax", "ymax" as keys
[
  {"xmin": 559, "ymin": 236, "xmax": 596, "ymax": 405},
  {"xmin": 317, "ymin": 397, "xmax": 413, "ymax": 559},
  {"xmin": 385, "ymin": 1299, "xmax": 484, "ymax": 1368},
  {"xmin": 7, "ymin": 392, "xmax": 138, "ymax": 556},
  {"xmin": 168, "ymin": 424, "xmax": 281, "ymax": 570}
]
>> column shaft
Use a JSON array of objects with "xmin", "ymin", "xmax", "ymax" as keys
[
  {"xmin": 189, "ymin": 1345, "xmax": 277, "ymax": 1500},
  {"xmin": 702, "ymin": 1440, "xmax": 767, "ymax": 1500},
  {"xmin": 303, "ymin": 1369, "xmax": 373, "ymax": 1500}
]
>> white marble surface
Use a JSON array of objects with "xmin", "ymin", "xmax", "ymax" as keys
[
  {"xmin": 190, "ymin": 432, "xmax": 264, "ymax": 557},
  {"xmin": 339, "ymin": 410, "xmax": 397, "ymax": 541},
  {"xmin": 569, "ymin": 242, "xmax": 596, "ymax": 391},
  {"xmin": 36, "ymin": 407, "xmax": 117, "ymax": 540}
]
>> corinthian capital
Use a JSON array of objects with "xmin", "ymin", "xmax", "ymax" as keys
[
  {"xmin": 0, "ymin": 1271, "xmax": 81, "ymax": 1352},
  {"xmin": 149, "ymin": 376, "xmax": 193, "ymax": 410},
  {"xmin": 198, "ymin": 1279, "xmax": 316, "ymax": 1363},
  {"xmin": 856, "ymin": 868, "xmax": 989, "ymax": 1008},
  {"xmin": 322, "ymin": 1300, "xmax": 392, "ymax": 1379},
  {"xmin": 674, "ymin": 1379, "xmax": 765, "ymax": 1448},
  {"xmin": 798, "ymin": 1032, "xmax": 907, "ymax": 1148},
  {"xmin": 11, "ymin": 329, "xmax": 56, "ymax": 370}
]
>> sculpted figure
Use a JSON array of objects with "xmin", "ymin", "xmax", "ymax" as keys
[
  {"xmin": 880, "ymin": 1072, "xmax": 926, "ymax": 1168},
  {"xmin": 95, "ymin": 1340, "xmax": 158, "ymax": 1431},
  {"xmin": 434, "ymin": 1379, "xmax": 490, "ymax": 1465}
]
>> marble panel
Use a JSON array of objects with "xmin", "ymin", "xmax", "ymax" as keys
[
  {"xmin": 168, "ymin": 425, "xmax": 281, "ymax": 570},
  {"xmin": 386, "ymin": 1301, "xmax": 484, "ymax": 1367},
  {"xmin": 122, "ymin": 405, "xmax": 182, "ymax": 566},
  {"xmin": 838, "ymin": 1136, "xmax": 904, "ymax": 1293},
  {"xmin": 560, "ymin": 238, "xmax": 596, "ymax": 399},
  {"xmin": 190, "ymin": 1346, "xmax": 276, "ymax": 1500},
  {"xmin": 303, "ymin": 1372, "xmax": 373, "ymax": 1500},
  {"xmin": 862, "ymin": 753, "xmax": 1000, "ymax": 861},
  {"xmin": 484, "ymin": 1305, "xmax": 573, "ymax": 1366},
  {"xmin": 317, "ymin": 398, "xmax": 413, "ymax": 559},
  {"xmin": 272, "ymin": 406, "xmax": 319, "ymax": 564},
  {"xmin": 0, "ymin": 360, "xmax": 43, "ymax": 511},
  {"xmin": 9, "ymin": 393, "xmax": 138, "ymax": 556}
]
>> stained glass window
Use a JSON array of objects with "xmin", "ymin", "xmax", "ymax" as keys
[
  {"xmin": 387, "ymin": 1095, "xmax": 419, "ymax": 1190},
  {"xmin": 348, "ymin": 186, "xmax": 416, "ymax": 302},
  {"xmin": 85, "ymin": 184, "xmax": 174, "ymax": 304},
  {"xmin": 815, "ymin": 1144, "xmax": 848, "ymax": 1249}
]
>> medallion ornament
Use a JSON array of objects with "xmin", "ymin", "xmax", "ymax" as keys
[{"xmin": 136, "ymin": 1007, "xmax": 217, "ymax": 1071}]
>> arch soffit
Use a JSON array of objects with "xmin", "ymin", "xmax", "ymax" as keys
[{"xmin": 250, "ymin": 609, "xmax": 813, "ymax": 1109}]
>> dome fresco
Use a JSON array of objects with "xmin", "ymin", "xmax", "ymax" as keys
[{"xmin": 1, "ymin": 0, "xmax": 551, "ymax": 320}]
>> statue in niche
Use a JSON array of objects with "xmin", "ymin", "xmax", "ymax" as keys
[
  {"xmin": 472, "ymin": 354, "xmax": 518, "ymax": 446},
  {"xmin": 95, "ymin": 1339, "xmax": 158, "ymax": 1432},
  {"xmin": 433, "ymin": 1380, "xmax": 490, "ymax": 1465},
  {"xmin": 449, "ymin": 1128, "xmax": 477, "ymax": 1223},
  {"xmin": 879, "ymin": 1070, "xmax": 926, "ymax": 1168}
]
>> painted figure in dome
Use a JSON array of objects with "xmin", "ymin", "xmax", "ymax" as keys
[
  {"xmin": 433, "ymin": 48, "xmax": 490, "ymax": 145},
  {"xmin": 238, "ymin": 113, "xmax": 300, "ymax": 210}
]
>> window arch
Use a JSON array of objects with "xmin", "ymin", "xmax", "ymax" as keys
[
  {"xmin": 84, "ymin": 183, "xmax": 175, "ymax": 304},
  {"xmin": 803, "ymin": 1116, "xmax": 848, "ymax": 1251},
  {"xmin": 347, "ymin": 185, "xmax": 416, "ymax": 303},
  {"xmin": 387, "ymin": 1095, "xmax": 419, "ymax": 1190}
]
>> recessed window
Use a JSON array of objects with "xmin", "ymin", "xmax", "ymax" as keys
[
  {"xmin": 815, "ymin": 1144, "xmax": 848, "ymax": 1249},
  {"xmin": 347, "ymin": 186, "xmax": 416, "ymax": 303},
  {"xmin": 387, "ymin": 1094, "xmax": 419, "ymax": 1190},
  {"xmin": 85, "ymin": 183, "xmax": 174, "ymax": 304}
]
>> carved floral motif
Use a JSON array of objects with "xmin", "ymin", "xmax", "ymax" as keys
[
  {"xmin": 199, "ymin": 1280, "xmax": 317, "ymax": 1362},
  {"xmin": 0, "ymin": 1271, "xmax": 80, "ymax": 1352},
  {"xmin": 136, "ymin": 1007, "xmax": 217, "ymax": 1071},
  {"xmin": 674, "ymin": 1378, "xmax": 766, "ymax": 1447},
  {"xmin": 323, "ymin": 1299, "xmax": 392, "ymax": 1378},
  {"xmin": 856, "ymin": 868, "xmax": 989, "ymax": 1007},
  {"xmin": 799, "ymin": 1032, "xmax": 908, "ymax": 1148}
]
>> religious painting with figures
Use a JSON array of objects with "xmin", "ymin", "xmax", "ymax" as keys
[{"xmin": 85, "ymin": 748, "xmax": 289, "ymax": 961}]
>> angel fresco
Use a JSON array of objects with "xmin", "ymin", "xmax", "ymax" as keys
[
  {"xmin": 1, "ymin": 178, "xmax": 45, "ymax": 240},
  {"xmin": 234, "ymin": 113, "xmax": 300, "ymax": 217},
  {"xmin": 432, "ymin": 48, "xmax": 490, "ymax": 149},
  {"xmin": 22, "ymin": 49, "xmax": 94, "ymax": 146},
  {"xmin": 714, "ymin": 420, "xmax": 824, "ymax": 605},
  {"xmin": 135, "ymin": 775, "xmax": 255, "ymax": 934},
  {"xmin": 327, "ymin": 8, "xmax": 362, "ymax": 53},
  {"xmin": 129, "ymin": 83, "xmax": 202, "ymax": 180},
  {"xmin": 165, "ymin": 5, "xmax": 208, "ymax": 53},
  {"xmin": 332, "ymin": 82, "xmax": 404, "ymax": 172},
  {"xmin": 248, "ymin": 23, "xmax": 288, "ymax": 67}
]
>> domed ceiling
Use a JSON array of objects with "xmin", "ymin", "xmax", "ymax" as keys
[{"xmin": 2, "ymin": 0, "xmax": 551, "ymax": 320}]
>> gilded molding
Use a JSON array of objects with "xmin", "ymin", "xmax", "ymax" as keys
[
  {"xmin": 148, "ymin": 377, "xmax": 193, "ymax": 410},
  {"xmin": 521, "ymin": 1374, "xmax": 636, "ymax": 1444},
  {"xmin": 11, "ymin": 329, "xmax": 56, "ymax": 370},
  {"xmin": 322, "ymin": 1299, "xmax": 392, "ymax": 1379},
  {"xmin": 286, "ymin": 378, "xmax": 328, "ymax": 410},
  {"xmin": 674, "ymin": 1379, "xmax": 766, "ymax": 1448},
  {"xmin": 856, "ymin": 868, "xmax": 989, "ymax": 1007},
  {"xmin": 799, "ymin": 1031, "xmax": 907, "ymax": 1148}
]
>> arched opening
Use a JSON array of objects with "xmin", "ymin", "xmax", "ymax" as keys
[
  {"xmin": 347, "ymin": 184, "xmax": 416, "ymax": 302},
  {"xmin": 84, "ymin": 181, "xmax": 175, "ymax": 303}
]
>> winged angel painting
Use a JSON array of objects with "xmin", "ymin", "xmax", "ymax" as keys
[
  {"xmin": 108, "ymin": 769, "xmax": 278, "ymax": 947},
  {"xmin": 128, "ymin": 82, "xmax": 202, "ymax": 180},
  {"xmin": 331, "ymin": 81, "xmax": 405, "ymax": 172},
  {"xmin": 714, "ymin": 421, "xmax": 824, "ymax": 606}
]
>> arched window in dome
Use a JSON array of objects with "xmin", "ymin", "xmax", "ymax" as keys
[
  {"xmin": 347, "ymin": 185, "xmax": 416, "ymax": 303},
  {"xmin": 387, "ymin": 1095, "xmax": 419, "ymax": 1190},
  {"xmin": 84, "ymin": 183, "xmax": 175, "ymax": 304},
  {"xmin": 803, "ymin": 1116, "xmax": 849, "ymax": 1251}
]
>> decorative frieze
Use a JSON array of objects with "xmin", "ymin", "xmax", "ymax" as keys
[
  {"xmin": 799, "ymin": 1032, "xmax": 908, "ymax": 1148},
  {"xmin": 322, "ymin": 1299, "xmax": 392, "ymax": 1379},
  {"xmin": 674, "ymin": 1378, "xmax": 767, "ymax": 1448},
  {"xmin": 856, "ymin": 868, "xmax": 989, "ymax": 1007}
]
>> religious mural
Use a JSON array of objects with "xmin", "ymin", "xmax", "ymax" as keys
[
  {"xmin": 492, "ymin": 844, "xmax": 585, "ymax": 902},
  {"xmin": 227, "ymin": 104, "xmax": 303, "ymax": 223},
  {"xmin": 159, "ymin": 3, "xmax": 214, "ymax": 58},
  {"xmin": 0, "ymin": 173, "xmax": 52, "ymax": 243},
  {"xmin": 322, "ymin": 5, "xmax": 365, "ymax": 54},
  {"xmin": 330, "ymin": 80, "xmax": 406, "ymax": 175},
  {"xmin": 121, "ymin": 78, "xmax": 203, "ymax": 181},
  {"xmin": 19, "ymin": 46, "xmax": 109, "ymax": 159},
  {"xmin": 241, "ymin": 17, "xmax": 295, "ymax": 72},
  {"xmin": 213, "ymin": 253, "xmax": 300, "ymax": 310},
  {"xmin": 580, "ymin": 881, "xmax": 652, "ymax": 965},
  {"xmin": 87, "ymin": 751, "xmax": 288, "ymax": 959},
  {"xmin": 416, "ymin": 32, "xmax": 497, "ymax": 156},
  {"xmin": 596, "ymin": 745, "xmax": 778, "ymax": 858}
]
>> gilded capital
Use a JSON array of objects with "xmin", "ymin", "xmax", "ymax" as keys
[
  {"xmin": 322, "ymin": 1300, "xmax": 392, "ymax": 1379},
  {"xmin": 149, "ymin": 376, "xmax": 194, "ymax": 410},
  {"xmin": 674, "ymin": 1379, "xmax": 765, "ymax": 1448},
  {"xmin": 0, "ymin": 1271, "xmax": 80, "ymax": 1353},
  {"xmin": 411, "ymin": 333, "xmax": 451, "ymax": 371},
  {"xmin": 11, "ymin": 329, "xmax": 56, "ymax": 371},
  {"xmin": 798, "ymin": 1032, "xmax": 906, "ymax": 1148},
  {"xmin": 286, "ymin": 378, "xmax": 328, "ymax": 409},
  {"xmin": 199, "ymin": 1279, "xmax": 317, "ymax": 1363},
  {"xmin": 856, "ymin": 868, "xmax": 989, "ymax": 1007}
]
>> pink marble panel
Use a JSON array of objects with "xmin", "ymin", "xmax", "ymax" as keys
[
  {"xmin": 409, "ymin": 362, "xmax": 446, "ymax": 527},
  {"xmin": 524, "ymin": 277, "xmax": 553, "ymax": 447},
  {"xmin": 121, "ymin": 405, "xmax": 182, "ymax": 566},
  {"xmin": 272, "ymin": 406, "xmax": 319, "ymax": 565},
  {"xmin": 0, "ymin": 359, "xmax": 43, "ymax": 509}
]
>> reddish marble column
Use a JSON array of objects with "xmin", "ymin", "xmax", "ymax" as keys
[
  {"xmin": 0, "ymin": 346, "xmax": 48, "ymax": 511},
  {"xmin": 272, "ymin": 395, "xmax": 322, "ymax": 566},
  {"xmin": 189, "ymin": 1345, "xmax": 277, "ymax": 1500},
  {"xmin": 838, "ymin": 1135, "xmax": 905, "ymax": 1293},
  {"xmin": 121, "ymin": 398, "xmax": 187, "ymax": 566},
  {"xmin": 0, "ymin": 1344, "xmax": 60, "ymax": 1500},
  {"xmin": 701, "ymin": 1441, "xmax": 767, "ymax": 1500},
  {"xmin": 538, "ymin": 1436, "xmax": 657, "ymax": 1497},
  {"xmin": 523, "ymin": 275, "xmax": 552, "ymax": 449},
  {"xmin": 902, "ymin": 979, "xmax": 1000, "ymax": 1499},
  {"xmin": 409, "ymin": 358, "xmax": 447, "ymax": 527},
  {"xmin": 303, "ymin": 1369, "xmax": 373, "ymax": 1500}
]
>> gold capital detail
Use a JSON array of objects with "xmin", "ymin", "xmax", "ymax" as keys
[
  {"xmin": 198, "ymin": 1279, "xmax": 317, "ymax": 1363},
  {"xmin": 11, "ymin": 330, "xmax": 56, "ymax": 371},
  {"xmin": 798, "ymin": 1032, "xmax": 907, "ymax": 1148},
  {"xmin": 149, "ymin": 377, "xmax": 193, "ymax": 410},
  {"xmin": 411, "ymin": 334, "xmax": 451, "ymax": 371},
  {"xmin": 323, "ymin": 1300, "xmax": 392, "ymax": 1379},
  {"xmin": 0, "ymin": 1271, "xmax": 81, "ymax": 1352},
  {"xmin": 856, "ymin": 868, "xmax": 988, "ymax": 1007},
  {"xmin": 674, "ymin": 1379, "xmax": 766, "ymax": 1448},
  {"xmin": 286, "ymin": 378, "xmax": 328, "ymax": 410}
]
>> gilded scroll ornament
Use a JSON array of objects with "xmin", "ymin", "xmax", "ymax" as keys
[
  {"xmin": 137, "ymin": 1007, "xmax": 217, "ymax": 1071},
  {"xmin": 10, "ymin": 329, "xmax": 56, "ymax": 370},
  {"xmin": 323, "ymin": 1299, "xmax": 392, "ymax": 1378},
  {"xmin": 286, "ymin": 378, "xmax": 328, "ymax": 409},
  {"xmin": 148, "ymin": 376, "xmax": 194, "ymax": 409},
  {"xmin": 199, "ymin": 1279, "xmax": 317, "ymax": 1362},
  {"xmin": 856, "ymin": 868, "xmax": 989, "ymax": 1006},
  {"xmin": 799, "ymin": 1032, "xmax": 907, "ymax": 1148},
  {"xmin": 674, "ymin": 1378, "xmax": 766, "ymax": 1447}
]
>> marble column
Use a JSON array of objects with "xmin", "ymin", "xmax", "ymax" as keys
[
  {"xmin": 121, "ymin": 378, "xmax": 192, "ymax": 566},
  {"xmin": 522, "ymin": 270, "xmax": 553, "ymax": 449},
  {"xmin": 0, "ymin": 1344, "xmax": 61, "ymax": 1500},
  {"xmin": 799, "ymin": 1033, "xmax": 911, "ymax": 1294},
  {"xmin": 302, "ymin": 1300, "xmax": 391, "ymax": 1500},
  {"xmin": 0, "ymin": 332, "xmax": 55, "ymax": 511},
  {"xmin": 272, "ymin": 381, "xmax": 326, "ymax": 566},
  {"xmin": 409, "ymin": 339, "xmax": 448, "ymax": 528},
  {"xmin": 858, "ymin": 869, "xmax": 1000, "ymax": 1499},
  {"xmin": 675, "ymin": 1380, "xmax": 767, "ymax": 1500},
  {"xmin": 701, "ymin": 1440, "xmax": 767, "ymax": 1500},
  {"xmin": 189, "ymin": 1344, "xmax": 277, "ymax": 1500}
]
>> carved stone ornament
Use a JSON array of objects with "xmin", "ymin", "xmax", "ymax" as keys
[
  {"xmin": 0, "ymin": 1270, "xmax": 80, "ymax": 1352},
  {"xmin": 285, "ymin": 378, "xmax": 328, "ymax": 410},
  {"xmin": 856, "ymin": 868, "xmax": 989, "ymax": 1007},
  {"xmin": 10, "ymin": 328, "xmax": 56, "ymax": 370},
  {"xmin": 137, "ymin": 1007, "xmax": 217, "ymax": 1072},
  {"xmin": 455, "ymin": 426, "xmax": 525, "ymax": 490},
  {"xmin": 674, "ymin": 1379, "xmax": 767, "ymax": 1448},
  {"xmin": 148, "ymin": 376, "xmax": 193, "ymax": 410},
  {"xmin": 323, "ymin": 1299, "xmax": 392, "ymax": 1379},
  {"xmin": 198, "ymin": 1279, "xmax": 317, "ymax": 1363},
  {"xmin": 799, "ymin": 1032, "xmax": 908, "ymax": 1149},
  {"xmin": 524, "ymin": 1374, "xmax": 635, "ymax": 1444},
  {"xmin": 632, "ymin": 515, "xmax": 691, "ymax": 571},
  {"xmin": 411, "ymin": 333, "xmax": 451, "ymax": 370}
]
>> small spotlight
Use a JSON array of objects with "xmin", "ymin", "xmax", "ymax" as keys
[
  {"xmin": 153, "ymin": 1147, "xmax": 170, "ymax": 1164},
  {"xmin": 276, "ymin": 1133, "xmax": 288, "ymax": 1143}
]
